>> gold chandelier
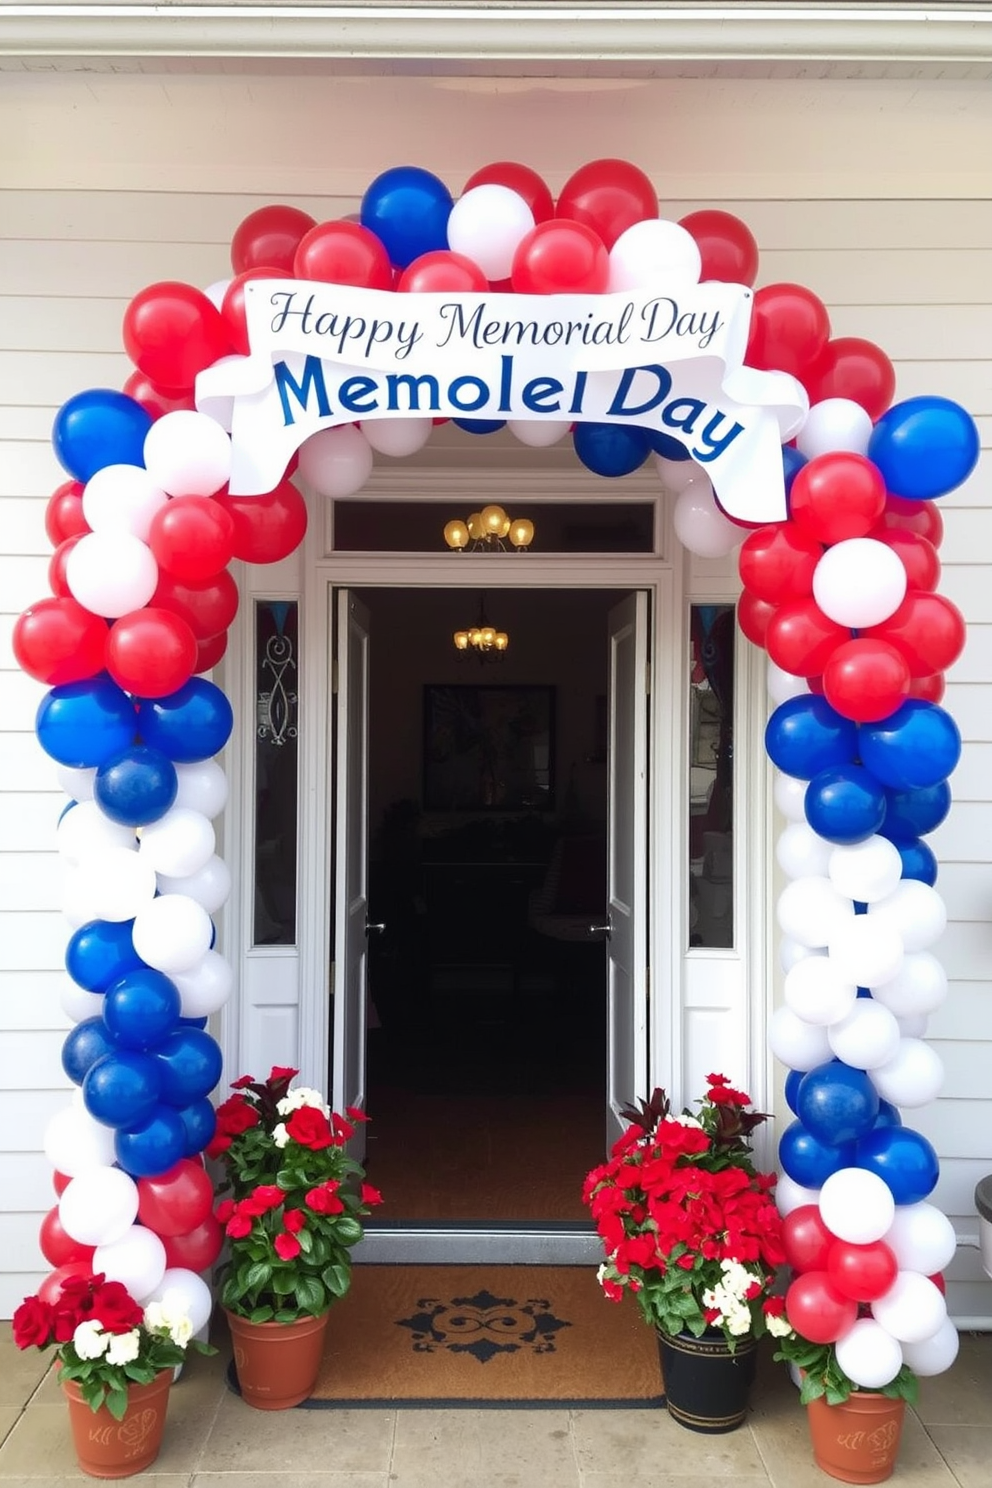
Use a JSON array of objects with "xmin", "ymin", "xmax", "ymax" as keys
[
  {"xmin": 453, "ymin": 594, "xmax": 508, "ymax": 661},
  {"xmin": 443, "ymin": 504, "xmax": 535, "ymax": 553}
]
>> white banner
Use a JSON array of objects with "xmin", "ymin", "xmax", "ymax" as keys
[{"xmin": 197, "ymin": 280, "xmax": 807, "ymax": 522}]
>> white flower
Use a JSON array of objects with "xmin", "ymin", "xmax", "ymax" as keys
[
  {"xmin": 272, "ymin": 1121, "xmax": 290, "ymax": 1148},
  {"xmin": 144, "ymin": 1291, "xmax": 194, "ymax": 1348},
  {"xmin": 105, "ymin": 1329, "xmax": 141, "ymax": 1366},
  {"xmin": 276, "ymin": 1086, "xmax": 329, "ymax": 1116},
  {"xmin": 766, "ymin": 1312, "xmax": 793, "ymax": 1339},
  {"xmin": 669, "ymin": 1113, "xmax": 704, "ymax": 1129},
  {"xmin": 73, "ymin": 1319, "xmax": 110, "ymax": 1360}
]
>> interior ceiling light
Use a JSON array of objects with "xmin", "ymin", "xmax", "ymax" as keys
[
  {"xmin": 453, "ymin": 593, "xmax": 508, "ymax": 662},
  {"xmin": 443, "ymin": 504, "xmax": 535, "ymax": 553}
]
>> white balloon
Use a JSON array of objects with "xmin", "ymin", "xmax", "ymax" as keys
[
  {"xmin": 785, "ymin": 956, "xmax": 858, "ymax": 1027},
  {"xmin": 172, "ymin": 760, "xmax": 228, "ymax": 819},
  {"xmin": 62, "ymin": 869, "xmax": 102, "ymax": 929},
  {"xmin": 872, "ymin": 1271, "xmax": 947, "ymax": 1344},
  {"xmin": 507, "ymin": 419, "xmax": 570, "ymax": 448},
  {"xmin": 56, "ymin": 765, "xmax": 97, "ymax": 802},
  {"xmin": 88, "ymin": 848, "xmax": 159, "ymax": 923},
  {"xmin": 778, "ymin": 823, "xmax": 833, "ymax": 880},
  {"xmin": 828, "ymin": 916, "xmax": 904, "ymax": 988},
  {"xmin": 778, "ymin": 877, "xmax": 856, "ymax": 948},
  {"xmin": 769, "ymin": 1006, "xmax": 833, "ymax": 1071},
  {"xmin": 899, "ymin": 1317, "xmax": 960, "ymax": 1377},
  {"xmin": 776, "ymin": 1172, "xmax": 822, "ymax": 1217},
  {"xmin": 869, "ymin": 881, "xmax": 947, "ymax": 954},
  {"xmin": 834, "ymin": 1318, "xmax": 904, "ymax": 1390},
  {"xmin": 138, "ymin": 807, "xmax": 215, "ymax": 879},
  {"xmin": 44, "ymin": 1105, "xmax": 117, "ymax": 1176},
  {"xmin": 58, "ymin": 801, "xmax": 136, "ymax": 866},
  {"xmin": 203, "ymin": 278, "xmax": 231, "ymax": 312},
  {"xmin": 870, "ymin": 1037, "xmax": 944, "ymax": 1108},
  {"xmin": 813, "ymin": 539, "xmax": 907, "ymax": 629},
  {"xmin": 447, "ymin": 183, "xmax": 534, "ymax": 280},
  {"xmin": 59, "ymin": 1167, "xmax": 139, "ymax": 1246},
  {"xmin": 171, "ymin": 949, "xmax": 234, "ymax": 1019},
  {"xmin": 897, "ymin": 1013, "xmax": 929, "ymax": 1038},
  {"xmin": 781, "ymin": 940, "xmax": 824, "ymax": 975},
  {"xmin": 361, "ymin": 417, "xmax": 432, "ymax": 458},
  {"xmin": 147, "ymin": 1268, "xmax": 213, "ymax": 1331},
  {"xmin": 870, "ymin": 952, "xmax": 948, "ymax": 1018},
  {"xmin": 82, "ymin": 464, "xmax": 169, "ymax": 541},
  {"xmin": 774, "ymin": 773, "xmax": 808, "ymax": 823},
  {"xmin": 132, "ymin": 894, "xmax": 213, "ymax": 975},
  {"xmin": 768, "ymin": 662, "xmax": 809, "ymax": 706},
  {"xmin": 157, "ymin": 854, "xmax": 232, "ymax": 915},
  {"xmin": 828, "ymin": 998, "xmax": 902, "ymax": 1070},
  {"xmin": 884, "ymin": 1203, "xmax": 957, "ymax": 1275},
  {"xmin": 673, "ymin": 481, "xmax": 742, "ymax": 558},
  {"xmin": 654, "ymin": 453, "xmax": 696, "ymax": 491},
  {"xmin": 66, "ymin": 531, "xmax": 158, "ymax": 619},
  {"xmin": 144, "ymin": 410, "xmax": 232, "ymax": 497},
  {"xmin": 820, "ymin": 1168, "xmax": 895, "ymax": 1244},
  {"xmin": 828, "ymin": 837, "xmax": 904, "ymax": 905},
  {"xmin": 95, "ymin": 1225, "xmax": 168, "ymax": 1303},
  {"xmin": 608, "ymin": 218, "xmax": 701, "ymax": 291},
  {"xmin": 796, "ymin": 398, "xmax": 873, "ymax": 459},
  {"xmin": 60, "ymin": 977, "xmax": 105, "ymax": 1024},
  {"xmin": 298, "ymin": 424, "xmax": 373, "ymax": 497}
]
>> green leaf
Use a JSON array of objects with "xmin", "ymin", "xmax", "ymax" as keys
[
  {"xmin": 104, "ymin": 1386, "xmax": 130, "ymax": 1422},
  {"xmin": 246, "ymin": 1261, "xmax": 273, "ymax": 1292},
  {"xmin": 322, "ymin": 1263, "xmax": 350, "ymax": 1297}
]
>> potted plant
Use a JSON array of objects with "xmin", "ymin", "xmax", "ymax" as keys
[
  {"xmin": 11, "ymin": 1272, "xmax": 212, "ymax": 1478},
  {"xmin": 208, "ymin": 1064, "xmax": 383, "ymax": 1409},
  {"xmin": 583, "ymin": 1073, "xmax": 789, "ymax": 1432}
]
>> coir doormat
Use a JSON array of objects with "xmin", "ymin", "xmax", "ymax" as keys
[{"xmin": 278, "ymin": 1265, "xmax": 665, "ymax": 1408}]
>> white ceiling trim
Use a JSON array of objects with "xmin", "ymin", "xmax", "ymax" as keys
[{"xmin": 1, "ymin": 7, "xmax": 992, "ymax": 64}]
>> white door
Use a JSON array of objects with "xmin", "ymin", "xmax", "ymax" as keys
[
  {"xmin": 332, "ymin": 590, "xmax": 371, "ymax": 1160},
  {"xmin": 605, "ymin": 592, "xmax": 649, "ymax": 1144}
]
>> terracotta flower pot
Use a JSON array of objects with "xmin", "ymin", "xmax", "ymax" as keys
[
  {"xmin": 226, "ymin": 1309, "xmax": 330, "ymax": 1410},
  {"xmin": 658, "ymin": 1329, "xmax": 757, "ymax": 1433},
  {"xmin": 61, "ymin": 1370, "xmax": 171, "ymax": 1479},
  {"xmin": 806, "ymin": 1390, "xmax": 906, "ymax": 1484}
]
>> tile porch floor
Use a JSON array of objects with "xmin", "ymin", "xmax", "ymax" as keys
[{"xmin": 1, "ymin": 1320, "xmax": 989, "ymax": 1487}]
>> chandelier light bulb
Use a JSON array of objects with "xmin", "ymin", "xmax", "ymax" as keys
[
  {"xmin": 444, "ymin": 520, "xmax": 469, "ymax": 550},
  {"xmin": 481, "ymin": 504, "xmax": 508, "ymax": 536},
  {"xmin": 466, "ymin": 512, "xmax": 485, "ymax": 541},
  {"xmin": 481, "ymin": 626, "xmax": 496, "ymax": 648},
  {"xmin": 510, "ymin": 518, "xmax": 534, "ymax": 550},
  {"xmin": 453, "ymin": 630, "xmax": 469, "ymax": 650},
  {"xmin": 495, "ymin": 632, "xmax": 509, "ymax": 651}
]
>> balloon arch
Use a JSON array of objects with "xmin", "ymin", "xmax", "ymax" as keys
[{"xmin": 13, "ymin": 159, "xmax": 979, "ymax": 1376}]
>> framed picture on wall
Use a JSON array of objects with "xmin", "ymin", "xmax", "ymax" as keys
[{"xmin": 422, "ymin": 684, "xmax": 556, "ymax": 812}]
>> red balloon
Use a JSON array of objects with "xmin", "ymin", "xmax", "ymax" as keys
[
  {"xmin": 807, "ymin": 674, "xmax": 825, "ymax": 695},
  {"xmin": 231, "ymin": 203, "xmax": 316, "ymax": 275},
  {"xmin": 826, "ymin": 1239, "xmax": 899, "ymax": 1303},
  {"xmin": 803, "ymin": 337, "xmax": 896, "ymax": 422},
  {"xmin": 39, "ymin": 1206, "xmax": 96, "ymax": 1269},
  {"xmin": 785, "ymin": 1271, "xmax": 859, "ymax": 1344},
  {"xmin": 152, "ymin": 569, "xmax": 239, "ymax": 640},
  {"xmin": 929, "ymin": 1271, "xmax": 946, "ymax": 1295},
  {"xmin": 45, "ymin": 481, "xmax": 88, "ymax": 546},
  {"xmin": 13, "ymin": 597, "xmax": 108, "ymax": 686},
  {"xmin": 161, "ymin": 1213, "xmax": 224, "ymax": 1273},
  {"xmin": 679, "ymin": 209, "xmax": 759, "ymax": 286},
  {"xmin": 149, "ymin": 496, "xmax": 236, "ymax": 582},
  {"xmin": 822, "ymin": 638, "xmax": 912, "ymax": 724},
  {"xmin": 738, "ymin": 524, "xmax": 823, "ymax": 605},
  {"xmin": 463, "ymin": 162, "xmax": 554, "ymax": 223},
  {"xmin": 106, "ymin": 607, "xmax": 198, "ymax": 698},
  {"xmin": 877, "ymin": 496, "xmax": 944, "ymax": 549},
  {"xmin": 123, "ymin": 281, "xmax": 233, "ymax": 394},
  {"xmin": 48, "ymin": 536, "xmax": 82, "ymax": 599},
  {"xmin": 293, "ymin": 221, "xmax": 393, "ymax": 290},
  {"xmin": 789, "ymin": 453, "xmax": 887, "ymax": 545},
  {"xmin": 737, "ymin": 590, "xmax": 778, "ymax": 648},
  {"xmin": 195, "ymin": 631, "xmax": 228, "ymax": 673},
  {"xmin": 872, "ymin": 529, "xmax": 940, "ymax": 593},
  {"xmin": 398, "ymin": 250, "xmax": 488, "ymax": 294},
  {"xmin": 122, "ymin": 371, "xmax": 197, "ymax": 420},
  {"xmin": 213, "ymin": 478, "xmax": 309, "ymax": 565},
  {"xmin": 220, "ymin": 267, "xmax": 293, "ymax": 357},
  {"xmin": 53, "ymin": 1171, "xmax": 71, "ymax": 1197},
  {"xmin": 555, "ymin": 157, "xmax": 658, "ymax": 249},
  {"xmin": 866, "ymin": 591, "xmax": 966, "ymax": 677},
  {"xmin": 137, "ymin": 1158, "xmax": 215, "ymax": 1237},
  {"xmin": 766, "ymin": 598, "xmax": 849, "ymax": 679},
  {"xmin": 909, "ymin": 673, "xmax": 946, "ymax": 704},
  {"xmin": 747, "ymin": 283, "xmax": 831, "ymax": 380},
  {"xmin": 37, "ymin": 1261, "xmax": 95, "ymax": 1306},
  {"xmin": 511, "ymin": 220, "xmax": 609, "ymax": 295},
  {"xmin": 783, "ymin": 1205, "xmax": 835, "ymax": 1274}
]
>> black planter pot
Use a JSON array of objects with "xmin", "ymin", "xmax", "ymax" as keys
[{"xmin": 658, "ymin": 1329, "xmax": 757, "ymax": 1433}]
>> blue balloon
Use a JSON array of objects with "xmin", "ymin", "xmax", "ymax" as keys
[
  {"xmin": 855, "ymin": 1125, "xmax": 939, "ymax": 1205},
  {"xmin": 894, "ymin": 838, "xmax": 938, "ymax": 886},
  {"xmin": 765, "ymin": 696, "xmax": 859, "ymax": 781},
  {"xmin": 860, "ymin": 700, "xmax": 961, "ymax": 791},
  {"xmin": 573, "ymin": 422, "xmax": 651, "ymax": 478},
  {"xmin": 782, "ymin": 444, "xmax": 808, "ymax": 495},
  {"xmin": 874, "ymin": 1100, "xmax": 903, "ymax": 1130},
  {"xmin": 52, "ymin": 388, "xmax": 153, "ymax": 483},
  {"xmin": 83, "ymin": 1051, "xmax": 162, "ymax": 1129},
  {"xmin": 868, "ymin": 395, "xmax": 980, "ymax": 501},
  {"xmin": 881, "ymin": 781, "xmax": 952, "ymax": 841},
  {"xmin": 66, "ymin": 919, "xmax": 145, "ymax": 994},
  {"xmin": 154, "ymin": 1028, "xmax": 223, "ymax": 1107},
  {"xmin": 360, "ymin": 165, "xmax": 453, "ymax": 268},
  {"xmin": 62, "ymin": 1017, "xmax": 116, "ymax": 1085},
  {"xmin": 178, "ymin": 1016, "xmax": 209, "ymax": 1029},
  {"xmin": 648, "ymin": 430, "xmax": 691, "ymax": 462},
  {"xmin": 452, "ymin": 418, "xmax": 506, "ymax": 435},
  {"xmin": 779, "ymin": 1120, "xmax": 856, "ymax": 1189},
  {"xmin": 94, "ymin": 746, "xmax": 178, "ymax": 828},
  {"xmin": 36, "ymin": 676, "xmax": 136, "ymax": 769},
  {"xmin": 784, "ymin": 1068, "xmax": 804, "ymax": 1115},
  {"xmin": 177, "ymin": 1097, "xmax": 217, "ymax": 1157},
  {"xmin": 103, "ymin": 970, "xmax": 181, "ymax": 1051},
  {"xmin": 135, "ymin": 679, "xmax": 233, "ymax": 763},
  {"xmin": 805, "ymin": 764, "xmax": 887, "ymax": 845},
  {"xmin": 796, "ymin": 1062, "xmax": 880, "ymax": 1146},
  {"xmin": 115, "ymin": 1104, "xmax": 188, "ymax": 1178}
]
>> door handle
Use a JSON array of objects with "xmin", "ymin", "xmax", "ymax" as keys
[
  {"xmin": 365, "ymin": 920, "xmax": 386, "ymax": 936},
  {"xmin": 588, "ymin": 919, "xmax": 612, "ymax": 939}
]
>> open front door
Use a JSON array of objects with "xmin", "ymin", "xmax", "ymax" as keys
[
  {"xmin": 332, "ymin": 590, "xmax": 371, "ymax": 1160},
  {"xmin": 605, "ymin": 592, "xmax": 649, "ymax": 1144}
]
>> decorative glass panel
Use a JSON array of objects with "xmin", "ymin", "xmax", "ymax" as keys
[
  {"xmin": 688, "ymin": 604, "xmax": 735, "ymax": 949},
  {"xmin": 254, "ymin": 600, "xmax": 299, "ymax": 946}
]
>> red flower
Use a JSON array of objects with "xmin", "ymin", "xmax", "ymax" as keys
[
  {"xmin": 230, "ymin": 1075, "xmax": 256, "ymax": 1090},
  {"xmin": 283, "ymin": 1209, "xmax": 307, "ymax": 1234},
  {"xmin": 709, "ymin": 1085, "xmax": 751, "ymax": 1106},
  {"xmin": 269, "ymin": 1066, "xmax": 299, "ymax": 1083},
  {"xmin": 305, "ymin": 1182, "xmax": 345, "ymax": 1215},
  {"xmin": 346, "ymin": 1106, "xmax": 370, "ymax": 1124},
  {"xmin": 360, "ymin": 1183, "xmax": 383, "ymax": 1208},
  {"xmin": 206, "ymin": 1133, "xmax": 232, "ymax": 1158},
  {"xmin": 285, "ymin": 1106, "xmax": 334, "ymax": 1150},
  {"xmin": 226, "ymin": 1210, "xmax": 253, "ymax": 1240},
  {"xmin": 331, "ymin": 1111, "xmax": 355, "ymax": 1143},
  {"xmin": 601, "ymin": 1277, "xmax": 624, "ymax": 1302},
  {"xmin": 242, "ymin": 1184, "xmax": 283, "ymax": 1216},
  {"xmin": 12, "ymin": 1296, "xmax": 53, "ymax": 1349},
  {"xmin": 215, "ymin": 1094, "xmax": 260, "ymax": 1137},
  {"xmin": 763, "ymin": 1295, "xmax": 787, "ymax": 1319},
  {"xmin": 215, "ymin": 1198, "xmax": 236, "ymax": 1224},
  {"xmin": 706, "ymin": 1073, "xmax": 730, "ymax": 1087},
  {"xmin": 273, "ymin": 1232, "xmax": 301, "ymax": 1261},
  {"xmin": 91, "ymin": 1281, "xmax": 143, "ymax": 1334}
]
